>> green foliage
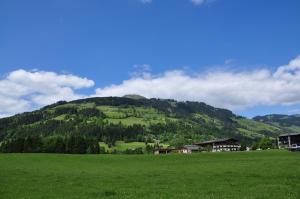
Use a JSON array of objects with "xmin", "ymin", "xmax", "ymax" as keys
[
  {"xmin": 0, "ymin": 97, "xmax": 292, "ymax": 153},
  {"xmin": 251, "ymin": 141, "xmax": 259, "ymax": 150},
  {"xmin": 251, "ymin": 137, "xmax": 275, "ymax": 150},
  {"xmin": 43, "ymin": 136, "xmax": 65, "ymax": 153},
  {"xmin": 240, "ymin": 142, "xmax": 247, "ymax": 151},
  {"xmin": 0, "ymin": 135, "xmax": 100, "ymax": 154},
  {"xmin": 54, "ymin": 106, "xmax": 78, "ymax": 115},
  {"xmin": 259, "ymin": 137, "xmax": 275, "ymax": 150},
  {"xmin": 169, "ymin": 135, "xmax": 190, "ymax": 148},
  {"xmin": 145, "ymin": 144, "xmax": 155, "ymax": 154},
  {"xmin": 254, "ymin": 114, "xmax": 300, "ymax": 126},
  {"xmin": 123, "ymin": 147, "xmax": 144, "ymax": 154},
  {"xmin": 235, "ymin": 118, "xmax": 281, "ymax": 138},
  {"xmin": 254, "ymin": 114, "xmax": 300, "ymax": 133},
  {"xmin": 78, "ymin": 108, "xmax": 104, "ymax": 118}
]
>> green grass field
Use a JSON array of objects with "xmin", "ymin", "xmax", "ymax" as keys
[{"xmin": 0, "ymin": 151, "xmax": 299, "ymax": 199}]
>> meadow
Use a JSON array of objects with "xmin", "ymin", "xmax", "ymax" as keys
[
  {"xmin": 0, "ymin": 150, "xmax": 299, "ymax": 199},
  {"xmin": 99, "ymin": 141, "xmax": 169, "ymax": 152}
]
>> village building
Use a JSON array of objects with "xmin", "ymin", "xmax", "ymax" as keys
[
  {"xmin": 154, "ymin": 148, "xmax": 173, "ymax": 155},
  {"xmin": 278, "ymin": 133, "xmax": 300, "ymax": 151},
  {"xmin": 178, "ymin": 145, "xmax": 201, "ymax": 154},
  {"xmin": 195, "ymin": 138, "xmax": 240, "ymax": 152}
]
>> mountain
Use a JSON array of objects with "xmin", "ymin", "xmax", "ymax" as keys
[
  {"xmin": 123, "ymin": 94, "xmax": 147, "ymax": 100},
  {"xmin": 253, "ymin": 114, "xmax": 300, "ymax": 133},
  {"xmin": 0, "ymin": 97, "xmax": 284, "ymax": 146}
]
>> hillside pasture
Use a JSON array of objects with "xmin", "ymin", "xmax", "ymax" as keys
[
  {"xmin": 0, "ymin": 150, "xmax": 299, "ymax": 199},
  {"xmin": 99, "ymin": 141, "xmax": 169, "ymax": 152}
]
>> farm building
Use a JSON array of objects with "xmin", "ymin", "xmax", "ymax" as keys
[
  {"xmin": 178, "ymin": 145, "xmax": 201, "ymax": 154},
  {"xmin": 278, "ymin": 133, "xmax": 300, "ymax": 151},
  {"xmin": 154, "ymin": 148, "xmax": 173, "ymax": 155},
  {"xmin": 195, "ymin": 138, "xmax": 240, "ymax": 152}
]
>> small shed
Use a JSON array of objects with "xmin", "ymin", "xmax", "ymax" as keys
[
  {"xmin": 178, "ymin": 145, "xmax": 201, "ymax": 154},
  {"xmin": 154, "ymin": 148, "xmax": 173, "ymax": 155}
]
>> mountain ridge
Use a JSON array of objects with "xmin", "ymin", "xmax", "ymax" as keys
[
  {"xmin": 0, "ymin": 97, "xmax": 290, "ymax": 146},
  {"xmin": 253, "ymin": 114, "xmax": 300, "ymax": 133}
]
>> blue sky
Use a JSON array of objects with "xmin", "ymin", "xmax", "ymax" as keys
[{"xmin": 0, "ymin": 0, "xmax": 300, "ymax": 118}]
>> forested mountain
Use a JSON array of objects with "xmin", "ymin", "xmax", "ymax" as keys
[
  {"xmin": 253, "ymin": 114, "xmax": 300, "ymax": 133},
  {"xmin": 0, "ymin": 97, "xmax": 286, "ymax": 151}
]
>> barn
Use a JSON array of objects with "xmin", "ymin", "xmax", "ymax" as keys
[
  {"xmin": 278, "ymin": 133, "xmax": 300, "ymax": 151},
  {"xmin": 195, "ymin": 138, "xmax": 240, "ymax": 152}
]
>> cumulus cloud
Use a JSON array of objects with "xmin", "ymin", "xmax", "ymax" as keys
[
  {"xmin": 94, "ymin": 55, "xmax": 300, "ymax": 111},
  {"xmin": 0, "ymin": 70, "xmax": 94, "ymax": 117},
  {"xmin": 138, "ymin": 0, "xmax": 213, "ymax": 6},
  {"xmin": 2, "ymin": 55, "xmax": 300, "ymax": 118}
]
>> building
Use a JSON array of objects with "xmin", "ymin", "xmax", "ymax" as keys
[
  {"xmin": 278, "ymin": 133, "xmax": 300, "ymax": 151},
  {"xmin": 178, "ymin": 145, "xmax": 201, "ymax": 154},
  {"xmin": 195, "ymin": 138, "xmax": 240, "ymax": 152},
  {"xmin": 154, "ymin": 148, "xmax": 173, "ymax": 155}
]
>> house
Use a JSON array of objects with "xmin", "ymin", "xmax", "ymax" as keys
[
  {"xmin": 278, "ymin": 133, "xmax": 300, "ymax": 151},
  {"xmin": 195, "ymin": 138, "xmax": 240, "ymax": 152},
  {"xmin": 178, "ymin": 145, "xmax": 201, "ymax": 154},
  {"xmin": 154, "ymin": 148, "xmax": 173, "ymax": 155}
]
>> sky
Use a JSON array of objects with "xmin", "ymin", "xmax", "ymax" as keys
[{"xmin": 0, "ymin": 0, "xmax": 300, "ymax": 118}]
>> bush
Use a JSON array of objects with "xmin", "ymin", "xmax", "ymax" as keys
[
  {"xmin": 259, "ymin": 137, "xmax": 274, "ymax": 150},
  {"xmin": 123, "ymin": 147, "xmax": 144, "ymax": 154},
  {"xmin": 251, "ymin": 141, "xmax": 259, "ymax": 150}
]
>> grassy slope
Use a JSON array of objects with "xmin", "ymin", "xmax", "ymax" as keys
[
  {"xmin": 1, "ymin": 151, "xmax": 299, "ymax": 199},
  {"xmin": 1, "ymin": 98, "xmax": 288, "ymax": 143},
  {"xmin": 97, "ymin": 105, "xmax": 176, "ymax": 126},
  {"xmin": 99, "ymin": 141, "xmax": 169, "ymax": 152},
  {"xmin": 253, "ymin": 114, "xmax": 300, "ymax": 133},
  {"xmin": 234, "ymin": 118, "xmax": 282, "ymax": 138},
  {"xmin": 53, "ymin": 103, "xmax": 282, "ymax": 138}
]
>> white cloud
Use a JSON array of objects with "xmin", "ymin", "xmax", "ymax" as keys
[
  {"xmin": 0, "ymin": 70, "xmax": 94, "ymax": 117},
  {"xmin": 2, "ymin": 56, "xmax": 300, "ymax": 118},
  {"xmin": 139, "ymin": 0, "xmax": 152, "ymax": 4},
  {"xmin": 94, "ymin": 55, "xmax": 300, "ymax": 111},
  {"xmin": 138, "ymin": 0, "xmax": 214, "ymax": 6},
  {"xmin": 190, "ymin": 0, "xmax": 215, "ymax": 6},
  {"xmin": 190, "ymin": 0, "xmax": 205, "ymax": 6}
]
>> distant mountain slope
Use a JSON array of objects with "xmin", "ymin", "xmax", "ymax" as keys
[
  {"xmin": 123, "ymin": 94, "xmax": 147, "ymax": 100},
  {"xmin": 0, "ymin": 97, "xmax": 284, "ymax": 145},
  {"xmin": 253, "ymin": 114, "xmax": 300, "ymax": 133}
]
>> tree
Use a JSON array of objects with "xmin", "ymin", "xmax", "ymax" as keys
[
  {"xmin": 86, "ymin": 138, "xmax": 100, "ymax": 154},
  {"xmin": 145, "ymin": 144, "xmax": 154, "ymax": 154},
  {"xmin": 66, "ymin": 135, "xmax": 87, "ymax": 154},
  {"xmin": 240, "ymin": 142, "xmax": 247, "ymax": 151},
  {"xmin": 259, "ymin": 137, "xmax": 273, "ymax": 150},
  {"xmin": 251, "ymin": 141, "xmax": 259, "ymax": 150},
  {"xmin": 169, "ymin": 136, "xmax": 187, "ymax": 148},
  {"xmin": 43, "ymin": 136, "xmax": 66, "ymax": 153},
  {"xmin": 23, "ymin": 136, "xmax": 42, "ymax": 153},
  {"xmin": 99, "ymin": 146, "xmax": 107, "ymax": 154}
]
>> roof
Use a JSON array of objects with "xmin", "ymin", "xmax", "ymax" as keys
[
  {"xmin": 195, "ymin": 138, "xmax": 238, "ymax": 145},
  {"xmin": 155, "ymin": 148, "xmax": 173, "ymax": 152},
  {"xmin": 181, "ymin": 145, "xmax": 200, "ymax": 150},
  {"xmin": 278, "ymin": 133, "xmax": 300, "ymax": 137}
]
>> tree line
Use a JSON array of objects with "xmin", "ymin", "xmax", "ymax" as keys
[{"xmin": 0, "ymin": 135, "xmax": 101, "ymax": 154}]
